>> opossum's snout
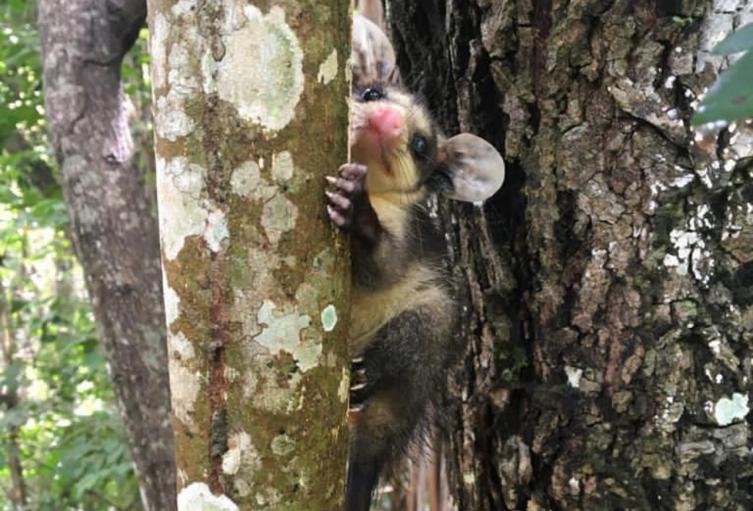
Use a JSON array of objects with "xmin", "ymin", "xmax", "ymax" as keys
[
  {"xmin": 366, "ymin": 106, "xmax": 403, "ymax": 142},
  {"xmin": 352, "ymin": 102, "xmax": 405, "ymax": 150}
]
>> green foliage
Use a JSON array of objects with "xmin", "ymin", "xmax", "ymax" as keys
[
  {"xmin": 713, "ymin": 22, "xmax": 753, "ymax": 55},
  {"xmin": 693, "ymin": 23, "xmax": 753, "ymax": 125},
  {"xmin": 0, "ymin": 2, "xmax": 145, "ymax": 509}
]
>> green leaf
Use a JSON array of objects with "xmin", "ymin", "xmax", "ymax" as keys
[
  {"xmin": 692, "ymin": 50, "xmax": 753, "ymax": 125},
  {"xmin": 713, "ymin": 23, "xmax": 753, "ymax": 55},
  {"xmin": 73, "ymin": 471, "xmax": 101, "ymax": 498},
  {"xmin": 0, "ymin": 361, "xmax": 22, "ymax": 388}
]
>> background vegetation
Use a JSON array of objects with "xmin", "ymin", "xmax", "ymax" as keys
[{"xmin": 0, "ymin": 1, "xmax": 147, "ymax": 508}]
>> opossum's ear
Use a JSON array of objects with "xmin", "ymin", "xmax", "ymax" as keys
[
  {"xmin": 352, "ymin": 14, "xmax": 400, "ymax": 89},
  {"xmin": 437, "ymin": 133, "xmax": 505, "ymax": 203}
]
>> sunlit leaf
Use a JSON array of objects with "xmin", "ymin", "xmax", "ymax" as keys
[
  {"xmin": 692, "ymin": 50, "xmax": 753, "ymax": 125},
  {"xmin": 713, "ymin": 23, "xmax": 753, "ymax": 55}
]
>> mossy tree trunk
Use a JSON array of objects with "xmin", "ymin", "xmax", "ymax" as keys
[
  {"xmin": 38, "ymin": 1, "xmax": 177, "ymax": 509},
  {"xmin": 389, "ymin": 1, "xmax": 753, "ymax": 509},
  {"xmin": 147, "ymin": 1, "xmax": 351, "ymax": 509}
]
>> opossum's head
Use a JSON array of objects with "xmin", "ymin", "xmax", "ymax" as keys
[{"xmin": 351, "ymin": 84, "xmax": 505, "ymax": 205}]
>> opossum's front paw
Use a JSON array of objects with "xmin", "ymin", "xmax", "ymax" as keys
[
  {"xmin": 326, "ymin": 163, "xmax": 367, "ymax": 228},
  {"xmin": 348, "ymin": 355, "xmax": 372, "ymax": 416}
]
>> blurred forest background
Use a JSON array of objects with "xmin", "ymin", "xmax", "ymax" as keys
[{"xmin": 0, "ymin": 1, "xmax": 145, "ymax": 508}]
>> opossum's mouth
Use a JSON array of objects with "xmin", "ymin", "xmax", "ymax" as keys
[{"xmin": 351, "ymin": 124, "xmax": 398, "ymax": 176}]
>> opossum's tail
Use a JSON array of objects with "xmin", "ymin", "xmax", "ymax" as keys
[{"xmin": 355, "ymin": 0, "xmax": 385, "ymax": 29}]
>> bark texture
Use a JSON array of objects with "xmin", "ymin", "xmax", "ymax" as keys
[
  {"xmin": 38, "ymin": 1, "xmax": 176, "ymax": 510},
  {"xmin": 147, "ymin": 1, "xmax": 351, "ymax": 509},
  {"xmin": 389, "ymin": 1, "xmax": 753, "ymax": 509}
]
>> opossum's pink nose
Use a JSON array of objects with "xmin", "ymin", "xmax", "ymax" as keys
[{"xmin": 367, "ymin": 106, "xmax": 403, "ymax": 141}]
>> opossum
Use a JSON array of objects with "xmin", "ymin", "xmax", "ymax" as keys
[{"xmin": 328, "ymin": 6, "xmax": 506, "ymax": 511}]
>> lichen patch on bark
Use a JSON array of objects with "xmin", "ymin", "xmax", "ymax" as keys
[
  {"xmin": 156, "ymin": 157, "xmax": 228, "ymax": 260},
  {"xmin": 221, "ymin": 431, "xmax": 258, "ymax": 475},
  {"xmin": 177, "ymin": 482, "xmax": 238, "ymax": 511},
  {"xmin": 337, "ymin": 367, "xmax": 350, "ymax": 403},
  {"xmin": 713, "ymin": 393, "xmax": 750, "ymax": 426},
  {"xmin": 172, "ymin": 0, "xmax": 197, "ymax": 17},
  {"xmin": 241, "ymin": 354, "xmax": 303, "ymax": 413},
  {"xmin": 261, "ymin": 193, "xmax": 298, "ymax": 244},
  {"xmin": 317, "ymin": 48, "xmax": 338, "ymax": 84},
  {"xmin": 270, "ymin": 433, "xmax": 296, "ymax": 456},
  {"xmin": 168, "ymin": 331, "xmax": 195, "ymax": 362},
  {"xmin": 168, "ymin": 363, "xmax": 200, "ymax": 431},
  {"xmin": 230, "ymin": 160, "xmax": 261, "ymax": 198},
  {"xmin": 564, "ymin": 366, "xmax": 582, "ymax": 389},
  {"xmin": 254, "ymin": 299, "xmax": 321, "ymax": 372},
  {"xmin": 154, "ymin": 94, "xmax": 195, "ymax": 141},
  {"xmin": 321, "ymin": 304, "xmax": 337, "ymax": 332},
  {"xmin": 213, "ymin": 5, "xmax": 304, "ymax": 132},
  {"xmin": 271, "ymin": 151, "xmax": 295, "ymax": 184},
  {"xmin": 163, "ymin": 281, "xmax": 180, "ymax": 328}
]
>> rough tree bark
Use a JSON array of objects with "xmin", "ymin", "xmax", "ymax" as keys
[
  {"xmin": 147, "ymin": 0, "xmax": 351, "ymax": 509},
  {"xmin": 389, "ymin": 1, "xmax": 753, "ymax": 509},
  {"xmin": 38, "ymin": 1, "xmax": 176, "ymax": 509}
]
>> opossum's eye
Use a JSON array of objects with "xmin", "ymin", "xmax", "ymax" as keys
[
  {"xmin": 410, "ymin": 134, "xmax": 428, "ymax": 157},
  {"xmin": 361, "ymin": 87, "xmax": 384, "ymax": 102}
]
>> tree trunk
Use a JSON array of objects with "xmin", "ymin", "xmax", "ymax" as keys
[
  {"xmin": 38, "ymin": 1, "xmax": 176, "ymax": 510},
  {"xmin": 1, "ymin": 284, "xmax": 27, "ymax": 508},
  {"xmin": 147, "ymin": 0, "xmax": 351, "ymax": 508},
  {"xmin": 389, "ymin": 1, "xmax": 753, "ymax": 509}
]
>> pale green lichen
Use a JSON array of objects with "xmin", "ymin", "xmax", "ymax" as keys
[
  {"xmin": 172, "ymin": 0, "xmax": 196, "ymax": 17},
  {"xmin": 254, "ymin": 300, "xmax": 322, "ymax": 372},
  {"xmin": 222, "ymin": 431, "xmax": 256, "ymax": 475},
  {"xmin": 156, "ymin": 157, "xmax": 229, "ymax": 260},
  {"xmin": 168, "ymin": 331, "xmax": 195, "ymax": 361},
  {"xmin": 168, "ymin": 39, "xmax": 200, "ymax": 94},
  {"xmin": 163, "ymin": 282, "xmax": 180, "ymax": 328},
  {"xmin": 337, "ymin": 367, "xmax": 350, "ymax": 402},
  {"xmin": 321, "ymin": 304, "xmax": 337, "ymax": 332},
  {"xmin": 177, "ymin": 468, "xmax": 189, "ymax": 487},
  {"xmin": 230, "ymin": 160, "xmax": 261, "ymax": 198},
  {"xmin": 713, "ymin": 392, "xmax": 750, "ymax": 426},
  {"xmin": 271, "ymin": 151, "xmax": 295, "ymax": 183},
  {"xmin": 255, "ymin": 301, "xmax": 310, "ymax": 350},
  {"xmin": 215, "ymin": 5, "xmax": 304, "ymax": 132},
  {"xmin": 242, "ymin": 355, "xmax": 303, "ymax": 413},
  {"xmin": 168, "ymin": 363, "xmax": 200, "ymax": 430},
  {"xmin": 254, "ymin": 488, "xmax": 282, "ymax": 508},
  {"xmin": 155, "ymin": 94, "xmax": 195, "ymax": 141},
  {"xmin": 317, "ymin": 49, "xmax": 338, "ymax": 84},
  {"xmin": 261, "ymin": 194, "xmax": 298, "ymax": 244},
  {"xmin": 204, "ymin": 209, "xmax": 229, "ymax": 252},
  {"xmin": 270, "ymin": 433, "xmax": 296, "ymax": 456},
  {"xmin": 177, "ymin": 482, "xmax": 239, "ymax": 511}
]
